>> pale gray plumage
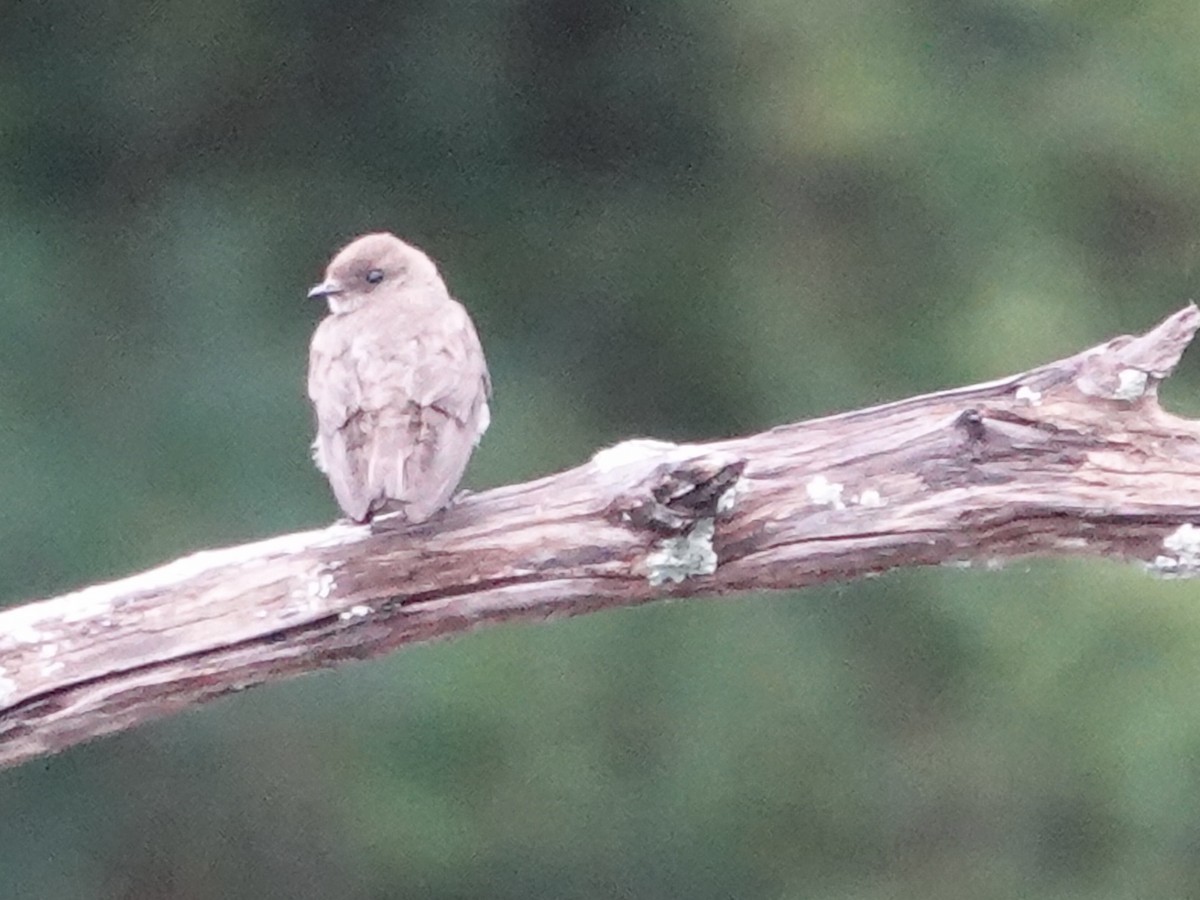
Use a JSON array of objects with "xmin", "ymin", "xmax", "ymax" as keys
[{"xmin": 307, "ymin": 232, "xmax": 490, "ymax": 523}]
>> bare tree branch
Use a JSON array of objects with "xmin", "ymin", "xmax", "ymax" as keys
[{"xmin": 4, "ymin": 305, "xmax": 1200, "ymax": 769}]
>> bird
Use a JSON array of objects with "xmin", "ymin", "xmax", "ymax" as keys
[{"xmin": 306, "ymin": 232, "xmax": 491, "ymax": 524}]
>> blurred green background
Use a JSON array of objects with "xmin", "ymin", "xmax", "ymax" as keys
[{"xmin": 3, "ymin": 1, "xmax": 1200, "ymax": 897}]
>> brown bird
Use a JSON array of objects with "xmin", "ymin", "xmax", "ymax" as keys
[{"xmin": 306, "ymin": 232, "xmax": 491, "ymax": 524}]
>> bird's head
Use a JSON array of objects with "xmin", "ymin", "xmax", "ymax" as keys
[{"xmin": 307, "ymin": 232, "xmax": 442, "ymax": 314}]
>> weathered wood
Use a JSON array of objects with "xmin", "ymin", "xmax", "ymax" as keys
[{"xmin": 4, "ymin": 305, "xmax": 1200, "ymax": 769}]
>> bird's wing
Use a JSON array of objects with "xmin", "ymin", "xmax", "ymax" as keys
[
  {"xmin": 368, "ymin": 299, "xmax": 491, "ymax": 522},
  {"xmin": 308, "ymin": 318, "xmax": 376, "ymax": 522}
]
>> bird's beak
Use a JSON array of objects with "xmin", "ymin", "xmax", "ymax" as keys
[{"xmin": 307, "ymin": 279, "xmax": 343, "ymax": 300}]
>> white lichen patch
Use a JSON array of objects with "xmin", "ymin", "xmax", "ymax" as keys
[
  {"xmin": 309, "ymin": 570, "xmax": 336, "ymax": 601},
  {"xmin": 1114, "ymin": 368, "xmax": 1149, "ymax": 401},
  {"xmin": 338, "ymin": 604, "xmax": 373, "ymax": 621},
  {"xmin": 1014, "ymin": 385, "xmax": 1042, "ymax": 406},
  {"xmin": 646, "ymin": 519, "xmax": 718, "ymax": 586},
  {"xmin": 287, "ymin": 567, "xmax": 337, "ymax": 618},
  {"xmin": 1, "ymin": 609, "xmax": 48, "ymax": 647},
  {"xmin": 855, "ymin": 488, "xmax": 884, "ymax": 508},
  {"xmin": 0, "ymin": 673, "xmax": 15, "ymax": 706},
  {"xmin": 591, "ymin": 439, "xmax": 683, "ymax": 473},
  {"xmin": 806, "ymin": 475, "xmax": 845, "ymax": 510},
  {"xmin": 1150, "ymin": 523, "xmax": 1200, "ymax": 578}
]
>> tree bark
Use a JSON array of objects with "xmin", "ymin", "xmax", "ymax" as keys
[{"xmin": 4, "ymin": 306, "xmax": 1200, "ymax": 770}]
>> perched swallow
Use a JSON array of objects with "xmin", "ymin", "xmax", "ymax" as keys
[{"xmin": 307, "ymin": 232, "xmax": 490, "ymax": 523}]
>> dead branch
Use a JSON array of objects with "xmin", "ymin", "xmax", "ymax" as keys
[{"xmin": 4, "ymin": 305, "xmax": 1200, "ymax": 769}]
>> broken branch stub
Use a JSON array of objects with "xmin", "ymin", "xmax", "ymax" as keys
[{"xmin": 2, "ymin": 305, "xmax": 1200, "ymax": 768}]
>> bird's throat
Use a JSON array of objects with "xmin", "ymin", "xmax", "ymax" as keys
[{"xmin": 327, "ymin": 294, "xmax": 367, "ymax": 315}]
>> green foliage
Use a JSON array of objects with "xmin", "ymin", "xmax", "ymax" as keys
[{"xmin": 2, "ymin": 1, "xmax": 1200, "ymax": 896}]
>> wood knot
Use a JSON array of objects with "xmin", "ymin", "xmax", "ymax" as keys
[
  {"xmin": 616, "ymin": 455, "xmax": 746, "ymax": 535},
  {"xmin": 954, "ymin": 408, "xmax": 987, "ymax": 443}
]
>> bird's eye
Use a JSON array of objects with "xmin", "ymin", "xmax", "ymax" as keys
[{"xmin": 365, "ymin": 269, "xmax": 384, "ymax": 284}]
